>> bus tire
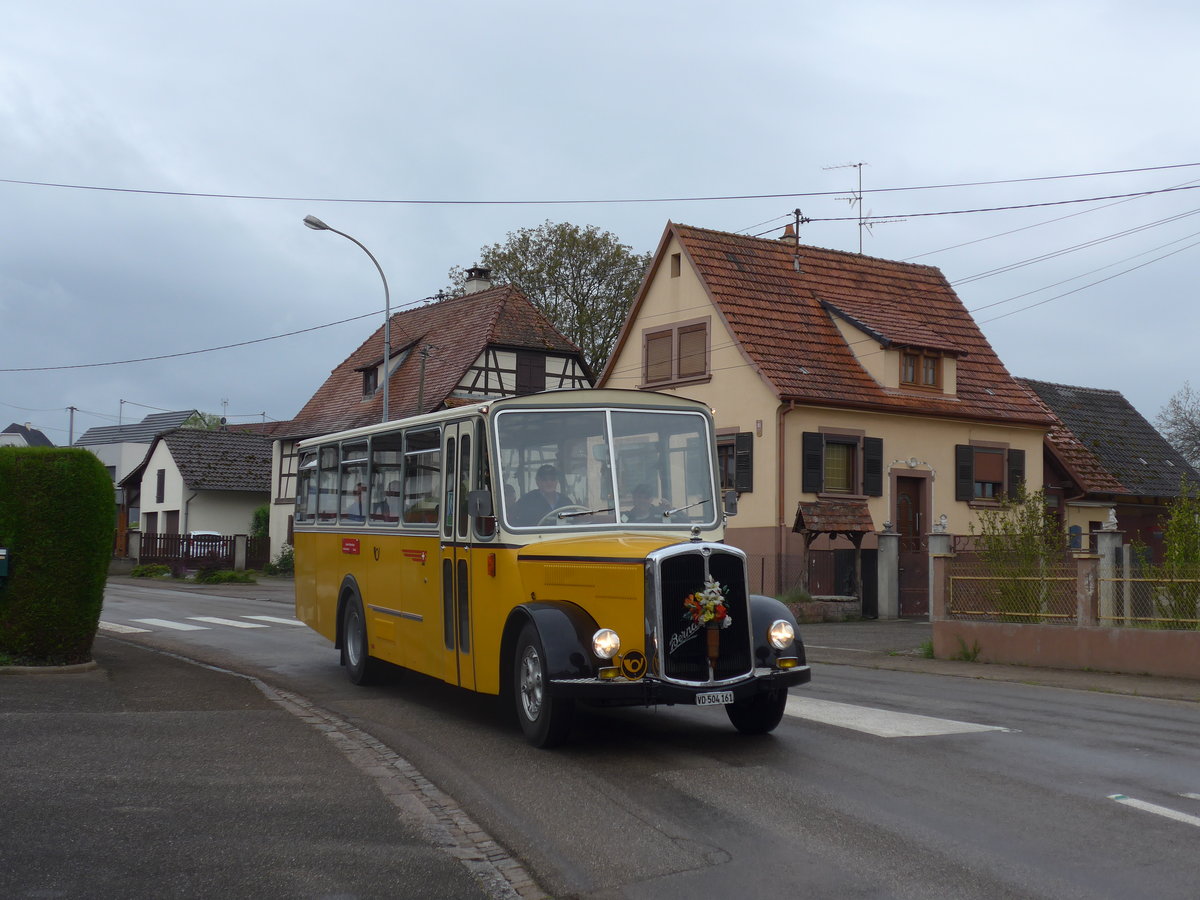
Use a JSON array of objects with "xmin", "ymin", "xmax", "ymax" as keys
[
  {"xmin": 342, "ymin": 593, "xmax": 379, "ymax": 686},
  {"xmin": 514, "ymin": 621, "xmax": 574, "ymax": 748},
  {"xmin": 725, "ymin": 688, "xmax": 787, "ymax": 735}
]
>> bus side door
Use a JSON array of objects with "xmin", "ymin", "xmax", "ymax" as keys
[{"xmin": 440, "ymin": 421, "xmax": 477, "ymax": 690}]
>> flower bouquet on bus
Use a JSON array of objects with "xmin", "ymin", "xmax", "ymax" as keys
[{"xmin": 683, "ymin": 578, "xmax": 732, "ymax": 677}]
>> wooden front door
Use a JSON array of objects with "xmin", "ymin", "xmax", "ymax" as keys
[{"xmin": 896, "ymin": 476, "xmax": 928, "ymax": 617}]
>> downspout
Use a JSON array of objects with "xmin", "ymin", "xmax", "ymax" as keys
[
  {"xmin": 776, "ymin": 401, "xmax": 796, "ymax": 594},
  {"xmin": 183, "ymin": 492, "xmax": 198, "ymax": 535}
]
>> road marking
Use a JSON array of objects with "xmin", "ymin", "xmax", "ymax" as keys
[
  {"xmin": 1108, "ymin": 795, "xmax": 1200, "ymax": 828},
  {"xmin": 1182, "ymin": 793, "xmax": 1200, "ymax": 801},
  {"xmin": 98, "ymin": 621, "xmax": 151, "ymax": 634},
  {"xmin": 188, "ymin": 616, "xmax": 269, "ymax": 629},
  {"xmin": 132, "ymin": 618, "xmax": 209, "ymax": 631},
  {"xmin": 785, "ymin": 696, "xmax": 1009, "ymax": 738},
  {"xmin": 242, "ymin": 615, "xmax": 306, "ymax": 626}
]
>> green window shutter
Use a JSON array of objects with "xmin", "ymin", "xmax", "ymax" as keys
[
  {"xmin": 802, "ymin": 432, "xmax": 824, "ymax": 494},
  {"xmin": 734, "ymin": 432, "xmax": 753, "ymax": 493},
  {"xmin": 863, "ymin": 437, "xmax": 883, "ymax": 496},
  {"xmin": 955, "ymin": 445, "xmax": 974, "ymax": 502}
]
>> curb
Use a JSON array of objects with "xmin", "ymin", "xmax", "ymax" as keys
[{"xmin": 0, "ymin": 660, "xmax": 100, "ymax": 676}]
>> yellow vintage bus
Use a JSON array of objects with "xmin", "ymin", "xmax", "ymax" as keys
[{"xmin": 294, "ymin": 389, "xmax": 809, "ymax": 746}]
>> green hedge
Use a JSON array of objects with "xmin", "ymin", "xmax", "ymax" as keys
[{"xmin": 0, "ymin": 447, "xmax": 114, "ymax": 665}]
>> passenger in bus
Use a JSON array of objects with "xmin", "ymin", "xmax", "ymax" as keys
[
  {"xmin": 343, "ymin": 482, "xmax": 367, "ymax": 522},
  {"xmin": 622, "ymin": 483, "xmax": 670, "ymax": 523},
  {"xmin": 372, "ymin": 480, "xmax": 401, "ymax": 522},
  {"xmin": 511, "ymin": 464, "xmax": 573, "ymax": 525}
]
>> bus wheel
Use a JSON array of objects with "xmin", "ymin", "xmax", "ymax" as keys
[
  {"xmin": 725, "ymin": 688, "xmax": 787, "ymax": 735},
  {"xmin": 342, "ymin": 594, "xmax": 378, "ymax": 686},
  {"xmin": 514, "ymin": 622, "xmax": 573, "ymax": 748}
]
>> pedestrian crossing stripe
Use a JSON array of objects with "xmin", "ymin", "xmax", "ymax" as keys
[
  {"xmin": 100, "ymin": 615, "xmax": 304, "ymax": 634},
  {"xmin": 784, "ymin": 696, "xmax": 1010, "ymax": 738}
]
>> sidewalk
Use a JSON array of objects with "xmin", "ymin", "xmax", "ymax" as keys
[
  {"xmin": 0, "ymin": 634, "xmax": 537, "ymax": 900},
  {"xmin": 801, "ymin": 619, "xmax": 1200, "ymax": 702}
]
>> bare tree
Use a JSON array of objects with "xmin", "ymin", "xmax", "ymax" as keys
[
  {"xmin": 1156, "ymin": 382, "xmax": 1200, "ymax": 467},
  {"xmin": 449, "ymin": 221, "xmax": 651, "ymax": 371}
]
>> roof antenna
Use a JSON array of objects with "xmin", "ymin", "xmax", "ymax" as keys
[{"xmin": 792, "ymin": 208, "xmax": 807, "ymax": 272}]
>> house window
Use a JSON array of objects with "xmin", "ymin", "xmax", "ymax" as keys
[
  {"xmin": 670, "ymin": 252, "xmax": 681, "ymax": 277},
  {"xmin": 642, "ymin": 320, "xmax": 710, "ymax": 385},
  {"xmin": 955, "ymin": 445, "xmax": 1025, "ymax": 502},
  {"xmin": 515, "ymin": 352, "xmax": 546, "ymax": 394},
  {"xmin": 362, "ymin": 367, "xmax": 379, "ymax": 398},
  {"xmin": 901, "ymin": 350, "xmax": 941, "ymax": 389},
  {"xmin": 717, "ymin": 432, "xmax": 753, "ymax": 493},
  {"xmin": 155, "ymin": 468, "xmax": 165, "ymax": 504},
  {"xmin": 802, "ymin": 432, "xmax": 883, "ymax": 496}
]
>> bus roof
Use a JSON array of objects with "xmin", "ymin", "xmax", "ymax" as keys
[{"xmin": 297, "ymin": 389, "xmax": 712, "ymax": 448}]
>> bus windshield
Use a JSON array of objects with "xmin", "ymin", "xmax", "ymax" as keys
[{"xmin": 495, "ymin": 407, "xmax": 717, "ymax": 530}]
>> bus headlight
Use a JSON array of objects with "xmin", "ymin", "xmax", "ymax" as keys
[
  {"xmin": 767, "ymin": 619, "xmax": 795, "ymax": 651},
  {"xmin": 592, "ymin": 628, "xmax": 621, "ymax": 660}
]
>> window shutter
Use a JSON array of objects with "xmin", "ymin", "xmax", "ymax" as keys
[
  {"xmin": 734, "ymin": 432, "xmax": 753, "ymax": 493},
  {"xmin": 677, "ymin": 324, "xmax": 707, "ymax": 378},
  {"xmin": 644, "ymin": 332, "xmax": 671, "ymax": 382},
  {"xmin": 954, "ymin": 445, "xmax": 974, "ymax": 501},
  {"xmin": 802, "ymin": 432, "xmax": 824, "ymax": 494},
  {"xmin": 863, "ymin": 437, "xmax": 883, "ymax": 496},
  {"xmin": 1006, "ymin": 448, "xmax": 1026, "ymax": 494}
]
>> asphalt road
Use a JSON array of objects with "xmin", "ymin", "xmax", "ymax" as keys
[{"xmin": 19, "ymin": 576, "xmax": 1199, "ymax": 899}]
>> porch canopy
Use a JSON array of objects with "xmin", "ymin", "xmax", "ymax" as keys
[{"xmin": 793, "ymin": 498, "xmax": 876, "ymax": 600}]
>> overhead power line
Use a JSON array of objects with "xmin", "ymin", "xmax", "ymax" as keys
[{"xmin": 2, "ymin": 162, "xmax": 1198, "ymax": 206}]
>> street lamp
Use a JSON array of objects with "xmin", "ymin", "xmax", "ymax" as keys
[{"xmin": 303, "ymin": 215, "xmax": 393, "ymax": 423}]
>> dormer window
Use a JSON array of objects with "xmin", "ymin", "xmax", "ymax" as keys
[
  {"xmin": 901, "ymin": 350, "xmax": 941, "ymax": 390},
  {"xmin": 362, "ymin": 367, "xmax": 379, "ymax": 398}
]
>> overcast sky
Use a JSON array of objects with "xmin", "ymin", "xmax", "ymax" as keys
[{"xmin": 2, "ymin": 1, "xmax": 1197, "ymax": 445}]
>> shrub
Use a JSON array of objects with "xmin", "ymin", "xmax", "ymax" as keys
[
  {"xmin": 265, "ymin": 544, "xmax": 294, "ymax": 576},
  {"xmin": 250, "ymin": 504, "xmax": 270, "ymax": 538},
  {"xmin": 194, "ymin": 569, "xmax": 257, "ymax": 585},
  {"xmin": 131, "ymin": 564, "xmax": 171, "ymax": 578},
  {"xmin": 0, "ymin": 447, "xmax": 114, "ymax": 665}
]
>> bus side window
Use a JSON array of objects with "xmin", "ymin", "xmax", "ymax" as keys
[
  {"xmin": 403, "ymin": 428, "xmax": 441, "ymax": 526},
  {"xmin": 369, "ymin": 432, "xmax": 404, "ymax": 526}
]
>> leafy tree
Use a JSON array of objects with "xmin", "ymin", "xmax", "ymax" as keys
[
  {"xmin": 449, "ymin": 221, "xmax": 651, "ymax": 371},
  {"xmin": 968, "ymin": 486, "xmax": 1068, "ymax": 622},
  {"xmin": 1141, "ymin": 479, "xmax": 1200, "ymax": 627},
  {"xmin": 250, "ymin": 504, "xmax": 270, "ymax": 538},
  {"xmin": 182, "ymin": 412, "xmax": 223, "ymax": 430},
  {"xmin": 1155, "ymin": 382, "xmax": 1200, "ymax": 468}
]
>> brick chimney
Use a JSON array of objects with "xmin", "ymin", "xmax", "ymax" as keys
[
  {"xmin": 779, "ymin": 224, "xmax": 799, "ymax": 245},
  {"xmin": 464, "ymin": 265, "xmax": 493, "ymax": 295}
]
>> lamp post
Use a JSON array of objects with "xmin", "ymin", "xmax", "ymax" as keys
[{"xmin": 303, "ymin": 215, "xmax": 392, "ymax": 423}]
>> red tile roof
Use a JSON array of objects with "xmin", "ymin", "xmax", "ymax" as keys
[
  {"xmin": 793, "ymin": 498, "xmax": 876, "ymax": 536},
  {"xmin": 285, "ymin": 285, "xmax": 584, "ymax": 439},
  {"xmin": 648, "ymin": 223, "xmax": 1052, "ymax": 427}
]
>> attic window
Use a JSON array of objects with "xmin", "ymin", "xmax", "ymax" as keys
[
  {"xmin": 362, "ymin": 367, "xmax": 379, "ymax": 398},
  {"xmin": 642, "ymin": 319, "xmax": 710, "ymax": 386},
  {"xmin": 670, "ymin": 253, "xmax": 681, "ymax": 277},
  {"xmin": 900, "ymin": 350, "xmax": 941, "ymax": 390}
]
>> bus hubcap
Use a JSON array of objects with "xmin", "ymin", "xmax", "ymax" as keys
[{"xmin": 519, "ymin": 646, "xmax": 543, "ymax": 720}]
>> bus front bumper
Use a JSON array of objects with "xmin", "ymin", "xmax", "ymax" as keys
[{"xmin": 548, "ymin": 665, "xmax": 811, "ymax": 706}]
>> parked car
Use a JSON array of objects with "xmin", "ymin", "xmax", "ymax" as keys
[{"xmin": 186, "ymin": 531, "xmax": 225, "ymax": 561}]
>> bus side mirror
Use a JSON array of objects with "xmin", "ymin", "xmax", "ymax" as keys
[
  {"xmin": 467, "ymin": 491, "xmax": 493, "ymax": 518},
  {"xmin": 723, "ymin": 490, "xmax": 738, "ymax": 517}
]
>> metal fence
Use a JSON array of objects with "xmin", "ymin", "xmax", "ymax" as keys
[
  {"xmin": 1099, "ymin": 577, "xmax": 1200, "ymax": 631},
  {"xmin": 946, "ymin": 554, "xmax": 1077, "ymax": 624}
]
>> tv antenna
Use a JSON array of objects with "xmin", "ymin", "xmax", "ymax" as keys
[{"xmin": 824, "ymin": 161, "xmax": 905, "ymax": 253}]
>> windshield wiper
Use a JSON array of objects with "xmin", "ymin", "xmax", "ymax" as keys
[
  {"xmin": 664, "ymin": 498, "xmax": 709, "ymax": 517},
  {"xmin": 558, "ymin": 506, "xmax": 615, "ymax": 519}
]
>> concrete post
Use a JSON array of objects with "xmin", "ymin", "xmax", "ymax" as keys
[
  {"xmin": 127, "ymin": 531, "xmax": 142, "ymax": 564},
  {"xmin": 930, "ymin": 553, "xmax": 950, "ymax": 620},
  {"xmin": 927, "ymin": 531, "xmax": 954, "ymax": 623},
  {"xmin": 234, "ymin": 535, "xmax": 248, "ymax": 572},
  {"xmin": 1074, "ymin": 553, "xmax": 1099, "ymax": 626},
  {"xmin": 876, "ymin": 530, "xmax": 899, "ymax": 620},
  {"xmin": 1096, "ymin": 529, "xmax": 1125, "ymax": 625}
]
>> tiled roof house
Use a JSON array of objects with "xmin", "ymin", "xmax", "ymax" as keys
[
  {"xmin": 267, "ymin": 275, "xmax": 593, "ymax": 554},
  {"xmin": 601, "ymin": 222, "xmax": 1054, "ymax": 615},
  {"xmin": 2, "ymin": 422, "xmax": 54, "ymax": 447},
  {"xmin": 1019, "ymin": 378, "xmax": 1197, "ymax": 560},
  {"xmin": 120, "ymin": 428, "xmax": 272, "ymax": 537}
]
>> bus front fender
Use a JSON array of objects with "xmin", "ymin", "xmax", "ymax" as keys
[{"xmin": 506, "ymin": 601, "xmax": 600, "ymax": 681}]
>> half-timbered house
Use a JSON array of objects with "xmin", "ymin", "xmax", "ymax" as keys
[{"xmin": 267, "ymin": 271, "xmax": 593, "ymax": 554}]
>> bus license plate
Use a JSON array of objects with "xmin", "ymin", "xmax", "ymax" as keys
[{"xmin": 696, "ymin": 690, "xmax": 734, "ymax": 706}]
